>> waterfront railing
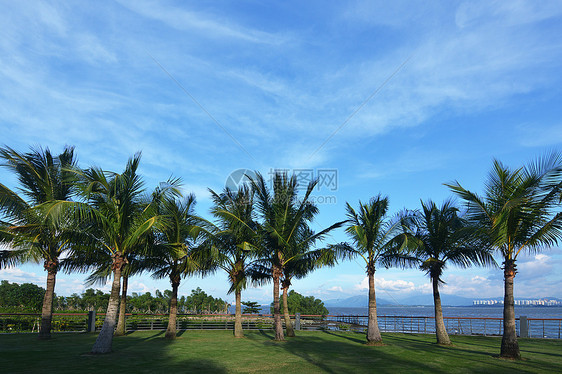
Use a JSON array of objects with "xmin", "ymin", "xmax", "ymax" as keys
[
  {"xmin": 330, "ymin": 315, "xmax": 562, "ymax": 339},
  {"xmin": 1, "ymin": 312, "xmax": 560, "ymax": 339}
]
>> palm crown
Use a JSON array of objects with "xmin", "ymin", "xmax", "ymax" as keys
[
  {"xmin": 343, "ymin": 195, "xmax": 412, "ymax": 271},
  {"xmin": 409, "ymin": 200, "xmax": 495, "ymax": 282},
  {"xmin": 0, "ymin": 146, "xmax": 77, "ymax": 267},
  {"xmin": 447, "ymin": 155, "xmax": 562, "ymax": 262}
]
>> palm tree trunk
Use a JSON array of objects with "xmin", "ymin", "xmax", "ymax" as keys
[
  {"xmin": 114, "ymin": 275, "xmax": 128, "ymax": 336},
  {"xmin": 432, "ymin": 276, "xmax": 451, "ymax": 345},
  {"xmin": 282, "ymin": 284, "xmax": 295, "ymax": 337},
  {"xmin": 39, "ymin": 261, "xmax": 57, "ymax": 340},
  {"xmin": 165, "ymin": 277, "xmax": 180, "ymax": 339},
  {"xmin": 500, "ymin": 260, "xmax": 520, "ymax": 359},
  {"xmin": 234, "ymin": 288, "xmax": 244, "ymax": 338},
  {"xmin": 366, "ymin": 269, "xmax": 382, "ymax": 345},
  {"xmin": 272, "ymin": 265, "xmax": 284, "ymax": 341},
  {"xmin": 91, "ymin": 255, "xmax": 123, "ymax": 354}
]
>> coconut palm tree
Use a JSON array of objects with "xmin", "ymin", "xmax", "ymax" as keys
[
  {"xmin": 62, "ymin": 180, "xmax": 179, "ymax": 338},
  {"xmin": 334, "ymin": 195, "xmax": 413, "ymax": 345},
  {"xmin": 249, "ymin": 171, "xmax": 342, "ymax": 341},
  {"xmin": 405, "ymin": 199, "xmax": 495, "ymax": 345},
  {"xmin": 447, "ymin": 154, "xmax": 562, "ymax": 359},
  {"xmin": 200, "ymin": 185, "xmax": 262, "ymax": 338},
  {"xmin": 0, "ymin": 146, "xmax": 77, "ymax": 339},
  {"xmin": 46, "ymin": 153, "xmax": 165, "ymax": 353},
  {"xmin": 148, "ymin": 192, "xmax": 201, "ymax": 340},
  {"xmin": 279, "ymin": 226, "xmax": 339, "ymax": 337}
]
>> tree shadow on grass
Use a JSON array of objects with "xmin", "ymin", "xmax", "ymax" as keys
[
  {"xmin": 397, "ymin": 335, "xmax": 562, "ymax": 374},
  {"xmin": 1, "ymin": 332, "xmax": 229, "ymax": 374},
  {"xmin": 322, "ymin": 329, "xmax": 365, "ymax": 344},
  {"xmin": 273, "ymin": 331, "xmax": 448, "ymax": 374},
  {"xmin": 257, "ymin": 329, "xmax": 275, "ymax": 340},
  {"xmin": 118, "ymin": 330, "xmax": 164, "ymax": 345},
  {"xmin": 99, "ymin": 331, "xmax": 230, "ymax": 373},
  {"xmin": 389, "ymin": 334, "xmax": 501, "ymax": 359},
  {"xmin": 175, "ymin": 329, "xmax": 186, "ymax": 337},
  {"xmin": 520, "ymin": 348, "xmax": 562, "ymax": 358}
]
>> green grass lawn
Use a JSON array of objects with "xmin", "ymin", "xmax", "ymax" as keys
[{"xmin": 1, "ymin": 330, "xmax": 561, "ymax": 373}]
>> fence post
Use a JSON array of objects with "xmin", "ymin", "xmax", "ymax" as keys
[
  {"xmin": 295, "ymin": 313, "xmax": 301, "ymax": 330},
  {"xmin": 519, "ymin": 316, "xmax": 529, "ymax": 338},
  {"xmin": 87, "ymin": 311, "xmax": 96, "ymax": 332}
]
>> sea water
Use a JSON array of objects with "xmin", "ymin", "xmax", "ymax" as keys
[{"xmin": 327, "ymin": 306, "xmax": 562, "ymax": 319}]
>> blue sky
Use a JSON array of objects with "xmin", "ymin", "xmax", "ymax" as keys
[{"xmin": 1, "ymin": 0, "xmax": 562, "ymax": 304}]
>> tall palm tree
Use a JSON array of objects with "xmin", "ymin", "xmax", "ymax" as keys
[
  {"xmin": 250, "ymin": 171, "xmax": 342, "ymax": 341},
  {"xmin": 334, "ymin": 195, "xmax": 412, "ymax": 345},
  {"xmin": 47, "ymin": 153, "xmax": 163, "ymax": 353},
  {"xmin": 148, "ymin": 193, "xmax": 201, "ymax": 340},
  {"xmin": 406, "ymin": 200, "xmax": 495, "ymax": 345},
  {"xmin": 196, "ymin": 185, "xmax": 260, "ymax": 338},
  {"xmin": 62, "ymin": 181, "xmax": 179, "ymax": 338},
  {"xmin": 447, "ymin": 154, "xmax": 562, "ymax": 359},
  {"xmin": 0, "ymin": 146, "xmax": 77, "ymax": 339}
]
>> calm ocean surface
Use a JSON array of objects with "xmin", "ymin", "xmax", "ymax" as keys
[
  {"xmin": 246, "ymin": 305, "xmax": 562, "ymax": 319},
  {"xmin": 326, "ymin": 306, "xmax": 562, "ymax": 319}
]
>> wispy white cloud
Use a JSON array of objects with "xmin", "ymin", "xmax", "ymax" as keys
[
  {"xmin": 517, "ymin": 123, "xmax": 562, "ymax": 148},
  {"xmin": 355, "ymin": 277, "xmax": 416, "ymax": 293},
  {"xmin": 116, "ymin": 0, "xmax": 288, "ymax": 45},
  {"xmin": 439, "ymin": 274, "xmax": 502, "ymax": 298},
  {"xmin": 455, "ymin": 0, "xmax": 562, "ymax": 29},
  {"xmin": 358, "ymin": 148, "xmax": 453, "ymax": 180},
  {"xmin": 127, "ymin": 280, "xmax": 153, "ymax": 294},
  {"xmin": 327, "ymin": 286, "xmax": 344, "ymax": 293}
]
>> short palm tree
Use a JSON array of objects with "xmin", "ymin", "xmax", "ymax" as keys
[
  {"xmin": 447, "ymin": 154, "xmax": 562, "ymax": 359},
  {"xmin": 0, "ymin": 146, "xmax": 77, "ymax": 339},
  {"xmin": 335, "ymin": 195, "xmax": 412, "ymax": 345},
  {"xmin": 406, "ymin": 199, "xmax": 495, "ymax": 345},
  {"xmin": 250, "ymin": 171, "xmax": 342, "ymax": 341},
  {"xmin": 280, "ymin": 226, "xmax": 339, "ymax": 337}
]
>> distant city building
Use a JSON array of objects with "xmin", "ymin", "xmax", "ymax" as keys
[{"xmin": 472, "ymin": 298, "xmax": 561, "ymax": 306}]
